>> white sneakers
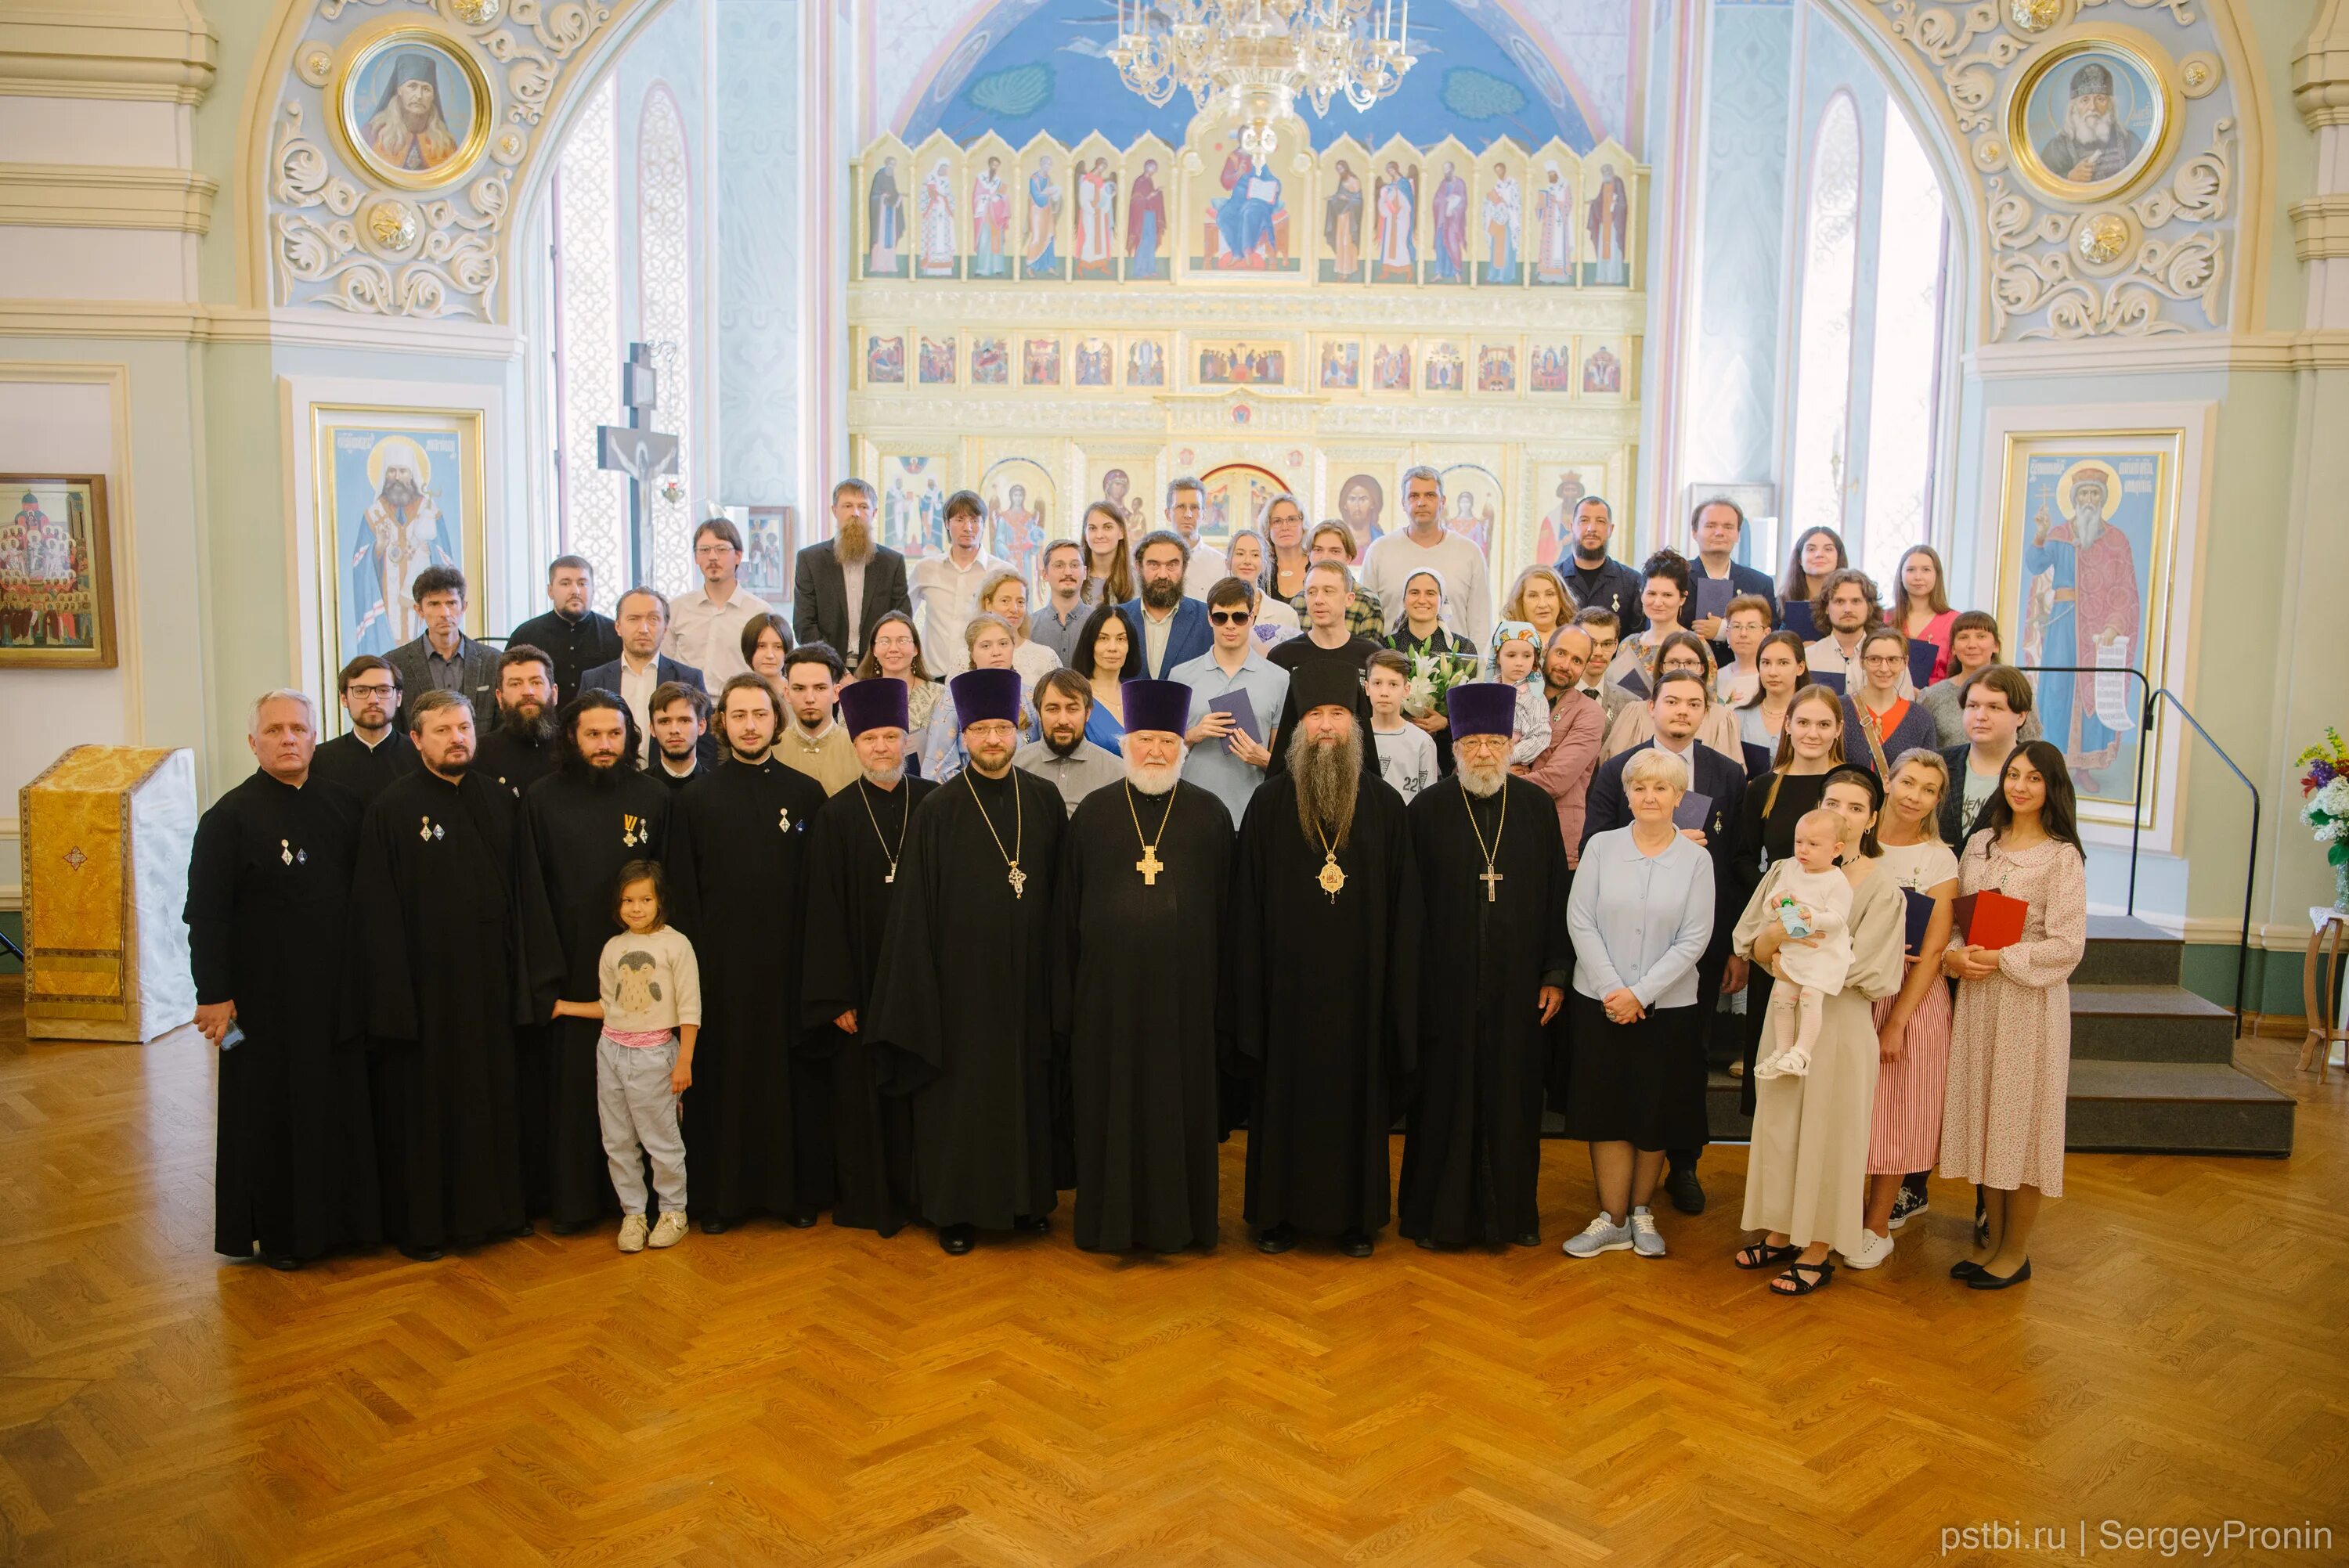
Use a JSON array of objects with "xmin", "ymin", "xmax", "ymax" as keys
[
  {"xmin": 1563, "ymin": 1213, "xmax": 1633, "ymax": 1257},
  {"xmin": 1628, "ymin": 1207, "xmax": 1667, "ymax": 1259},
  {"xmin": 618, "ymin": 1213, "xmax": 648, "ymax": 1253},
  {"xmin": 1843, "ymin": 1229, "xmax": 1896, "ymax": 1270},
  {"xmin": 648, "ymin": 1212, "xmax": 689, "ymax": 1249}
]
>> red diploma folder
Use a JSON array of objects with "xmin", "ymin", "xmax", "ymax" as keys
[{"xmin": 1952, "ymin": 889, "xmax": 2027, "ymax": 950}]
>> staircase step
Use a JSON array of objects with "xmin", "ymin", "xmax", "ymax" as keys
[
  {"xmin": 2069, "ymin": 983, "xmax": 2239, "ymax": 1063},
  {"xmin": 2063, "ymin": 1061, "xmax": 2294, "ymax": 1155},
  {"xmin": 2078, "ymin": 914, "xmax": 2183, "ymax": 986}
]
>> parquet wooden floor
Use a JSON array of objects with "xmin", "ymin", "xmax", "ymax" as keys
[{"xmin": 2, "ymin": 979, "xmax": 2344, "ymax": 1566}]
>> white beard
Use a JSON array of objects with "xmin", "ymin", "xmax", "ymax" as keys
[
  {"xmin": 2066, "ymin": 103, "xmax": 2116, "ymax": 147},
  {"xmin": 1125, "ymin": 755, "xmax": 1183, "ymax": 795},
  {"xmin": 1458, "ymin": 759, "xmax": 1508, "ymax": 798},
  {"xmin": 861, "ymin": 763, "xmax": 904, "ymax": 788}
]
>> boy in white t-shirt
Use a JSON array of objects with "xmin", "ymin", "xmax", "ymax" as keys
[
  {"xmin": 1365, "ymin": 649, "xmax": 1438, "ymax": 798},
  {"xmin": 1755, "ymin": 809, "xmax": 1856, "ymax": 1080},
  {"xmin": 552, "ymin": 860, "xmax": 702, "ymax": 1252}
]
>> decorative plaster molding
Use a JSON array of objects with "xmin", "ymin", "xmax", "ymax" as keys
[
  {"xmin": 1968, "ymin": 328, "xmax": 2349, "ymax": 376},
  {"xmin": 266, "ymin": 0, "xmax": 619, "ymax": 320},
  {"xmin": 2291, "ymin": 194, "xmax": 2349, "ymax": 261},
  {"xmin": 2293, "ymin": 0, "xmax": 2349, "ymax": 128},
  {"xmin": 0, "ymin": 2, "xmax": 218, "ymax": 104},
  {"xmin": 0, "ymin": 163, "xmax": 218, "ymax": 234},
  {"xmin": 0, "ymin": 297, "xmax": 525, "ymax": 356}
]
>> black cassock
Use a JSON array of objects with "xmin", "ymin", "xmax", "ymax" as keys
[
  {"xmin": 867, "ymin": 767, "xmax": 1065, "ymax": 1230},
  {"xmin": 1398, "ymin": 776, "xmax": 1571, "ymax": 1246},
  {"xmin": 476, "ymin": 728, "xmax": 556, "ymax": 800},
  {"xmin": 1054, "ymin": 780, "xmax": 1234, "ymax": 1253},
  {"xmin": 186, "ymin": 770, "xmax": 380, "ymax": 1262},
  {"xmin": 800, "ymin": 774, "xmax": 938, "ymax": 1235},
  {"xmin": 311, "ymin": 729, "xmax": 416, "ymax": 807},
  {"xmin": 666, "ymin": 755, "xmax": 832, "ymax": 1224},
  {"xmin": 520, "ymin": 764, "xmax": 671, "ymax": 1225},
  {"xmin": 353, "ymin": 768, "xmax": 561, "ymax": 1249},
  {"xmin": 1232, "ymin": 773, "xmax": 1421, "ymax": 1237}
]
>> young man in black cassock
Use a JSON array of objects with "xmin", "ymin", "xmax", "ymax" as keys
[
  {"xmin": 186, "ymin": 690, "xmax": 380, "ymax": 1268},
  {"xmin": 518, "ymin": 690, "xmax": 671, "ymax": 1231},
  {"xmin": 664, "ymin": 674, "xmax": 831, "ymax": 1231},
  {"xmin": 801, "ymin": 676, "xmax": 934, "ymax": 1236},
  {"xmin": 474, "ymin": 645, "xmax": 561, "ymax": 798},
  {"xmin": 1398, "ymin": 683, "xmax": 1572, "ymax": 1249},
  {"xmin": 867, "ymin": 668, "xmax": 1065, "ymax": 1254},
  {"xmin": 1232, "ymin": 658, "xmax": 1421, "ymax": 1257},
  {"xmin": 352, "ymin": 690, "xmax": 563, "ymax": 1260},
  {"xmin": 1054, "ymin": 679, "xmax": 1234, "ymax": 1253},
  {"xmin": 311, "ymin": 654, "xmax": 416, "ymax": 806}
]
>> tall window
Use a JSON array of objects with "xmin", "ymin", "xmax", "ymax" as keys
[
  {"xmin": 637, "ymin": 85, "xmax": 695, "ymax": 597},
  {"xmin": 1788, "ymin": 92, "xmax": 1860, "ymax": 542},
  {"xmin": 553, "ymin": 75, "xmax": 625, "ymax": 595},
  {"xmin": 1860, "ymin": 103, "xmax": 1947, "ymax": 582}
]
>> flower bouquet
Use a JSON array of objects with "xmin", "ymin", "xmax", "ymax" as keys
[
  {"xmin": 2296, "ymin": 727, "xmax": 2349, "ymax": 910},
  {"xmin": 1402, "ymin": 648, "xmax": 1482, "ymax": 720}
]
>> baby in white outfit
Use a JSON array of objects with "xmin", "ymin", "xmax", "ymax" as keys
[{"xmin": 1756, "ymin": 808, "xmax": 1856, "ymax": 1080}]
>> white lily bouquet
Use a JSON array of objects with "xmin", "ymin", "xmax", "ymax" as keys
[{"xmin": 1402, "ymin": 648, "xmax": 1481, "ymax": 719}]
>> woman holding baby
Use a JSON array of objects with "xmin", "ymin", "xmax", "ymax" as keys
[{"xmin": 1729, "ymin": 766, "xmax": 1909, "ymax": 1296}]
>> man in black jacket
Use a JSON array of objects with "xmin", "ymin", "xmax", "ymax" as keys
[
  {"xmin": 311, "ymin": 654, "xmax": 417, "ymax": 806},
  {"xmin": 580, "ymin": 586, "xmax": 704, "ymax": 763},
  {"xmin": 1552, "ymin": 495, "xmax": 1646, "ymax": 639},
  {"xmin": 507, "ymin": 555, "xmax": 620, "ymax": 705},
  {"xmin": 1684, "ymin": 496, "xmax": 1777, "ymax": 643},
  {"xmin": 793, "ymin": 478, "xmax": 909, "ymax": 665},
  {"xmin": 1579, "ymin": 669, "xmax": 1748, "ymax": 1215}
]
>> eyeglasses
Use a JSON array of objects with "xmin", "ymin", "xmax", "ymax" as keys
[
  {"xmin": 1860, "ymin": 654, "xmax": 1906, "ymax": 667},
  {"xmin": 1208, "ymin": 610, "xmax": 1253, "ymax": 625},
  {"xmin": 346, "ymin": 683, "xmax": 399, "ymax": 697}
]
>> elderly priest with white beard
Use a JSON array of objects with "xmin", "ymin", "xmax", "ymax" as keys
[
  {"xmin": 1054, "ymin": 679, "xmax": 1236, "ymax": 1254},
  {"xmin": 1231, "ymin": 658, "xmax": 1421, "ymax": 1258},
  {"xmin": 1398, "ymin": 683, "xmax": 1572, "ymax": 1251}
]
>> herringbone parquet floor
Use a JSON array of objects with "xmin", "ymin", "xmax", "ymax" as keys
[{"xmin": 2, "ymin": 979, "xmax": 2344, "ymax": 1566}]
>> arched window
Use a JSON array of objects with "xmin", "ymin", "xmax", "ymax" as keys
[
  {"xmin": 1859, "ymin": 101, "xmax": 1948, "ymax": 582},
  {"xmin": 552, "ymin": 74, "xmax": 624, "ymax": 594},
  {"xmin": 637, "ymin": 85, "xmax": 695, "ymax": 596},
  {"xmin": 1788, "ymin": 91, "xmax": 1861, "ymax": 541}
]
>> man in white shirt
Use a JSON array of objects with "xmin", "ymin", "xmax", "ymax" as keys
[
  {"xmin": 907, "ymin": 489, "xmax": 1009, "ymax": 676},
  {"xmin": 1361, "ymin": 464, "xmax": 1493, "ymax": 649},
  {"xmin": 1166, "ymin": 475, "xmax": 1228, "ymax": 599},
  {"xmin": 665, "ymin": 514, "xmax": 772, "ymax": 683},
  {"xmin": 1802, "ymin": 568, "xmax": 1896, "ymax": 691}
]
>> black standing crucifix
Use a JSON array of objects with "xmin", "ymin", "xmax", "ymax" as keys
[{"xmin": 595, "ymin": 342, "xmax": 679, "ymax": 586}]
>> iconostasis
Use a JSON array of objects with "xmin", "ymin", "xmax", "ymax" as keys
[{"xmin": 846, "ymin": 106, "xmax": 1650, "ymax": 590}]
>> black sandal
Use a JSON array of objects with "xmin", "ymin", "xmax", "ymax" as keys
[
  {"xmin": 1770, "ymin": 1260, "xmax": 1835, "ymax": 1296},
  {"xmin": 1736, "ymin": 1241, "xmax": 1800, "ymax": 1271}
]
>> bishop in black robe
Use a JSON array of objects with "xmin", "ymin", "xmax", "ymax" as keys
[
  {"xmin": 186, "ymin": 761, "xmax": 379, "ymax": 1264},
  {"xmin": 1052, "ymin": 681, "xmax": 1235, "ymax": 1253},
  {"xmin": 800, "ymin": 677, "xmax": 934, "ymax": 1237},
  {"xmin": 1398, "ymin": 684, "xmax": 1572, "ymax": 1249},
  {"xmin": 867, "ymin": 669, "xmax": 1064, "ymax": 1248},
  {"xmin": 311, "ymin": 727, "xmax": 416, "ymax": 806},
  {"xmin": 352, "ymin": 716, "xmax": 561, "ymax": 1257},
  {"xmin": 1232, "ymin": 664, "xmax": 1420, "ymax": 1253},
  {"xmin": 666, "ymin": 744, "xmax": 830, "ymax": 1229},
  {"xmin": 519, "ymin": 701, "xmax": 671, "ymax": 1228}
]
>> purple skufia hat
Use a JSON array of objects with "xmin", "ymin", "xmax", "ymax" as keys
[
  {"xmin": 1120, "ymin": 678, "xmax": 1191, "ymax": 738},
  {"xmin": 837, "ymin": 676, "xmax": 907, "ymax": 737},
  {"xmin": 1446, "ymin": 681, "xmax": 1519, "ymax": 741},
  {"xmin": 949, "ymin": 667, "xmax": 1023, "ymax": 728}
]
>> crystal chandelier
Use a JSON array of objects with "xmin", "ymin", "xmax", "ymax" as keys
[{"xmin": 1110, "ymin": 0, "xmax": 1416, "ymax": 160}]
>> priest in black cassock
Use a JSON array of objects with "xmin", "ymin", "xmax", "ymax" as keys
[
  {"xmin": 867, "ymin": 667, "xmax": 1065, "ymax": 1254},
  {"xmin": 1054, "ymin": 679, "xmax": 1234, "ymax": 1253},
  {"xmin": 474, "ymin": 645, "xmax": 560, "ymax": 799},
  {"xmin": 311, "ymin": 654, "xmax": 415, "ymax": 806},
  {"xmin": 186, "ymin": 690, "xmax": 379, "ymax": 1268},
  {"xmin": 1398, "ymin": 683, "xmax": 1571, "ymax": 1249},
  {"xmin": 664, "ymin": 673, "xmax": 831, "ymax": 1231},
  {"xmin": 352, "ymin": 690, "xmax": 562, "ymax": 1260},
  {"xmin": 1232, "ymin": 659, "xmax": 1421, "ymax": 1257},
  {"xmin": 519, "ymin": 690, "xmax": 670, "ymax": 1231},
  {"xmin": 801, "ymin": 677, "xmax": 934, "ymax": 1237}
]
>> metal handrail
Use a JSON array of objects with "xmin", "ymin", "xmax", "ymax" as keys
[{"xmin": 2008, "ymin": 663, "xmax": 2260, "ymax": 1033}]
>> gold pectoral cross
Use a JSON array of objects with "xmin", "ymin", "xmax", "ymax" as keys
[
  {"xmin": 1318, "ymin": 854, "xmax": 1346, "ymax": 902},
  {"xmin": 1481, "ymin": 866, "xmax": 1503, "ymax": 903},
  {"xmin": 1136, "ymin": 845, "xmax": 1164, "ymax": 885},
  {"xmin": 1007, "ymin": 863, "xmax": 1027, "ymax": 899}
]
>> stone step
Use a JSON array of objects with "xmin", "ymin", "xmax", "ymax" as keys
[
  {"xmin": 2077, "ymin": 914, "xmax": 2182, "ymax": 986},
  {"xmin": 2069, "ymin": 983, "xmax": 2239, "ymax": 1063}
]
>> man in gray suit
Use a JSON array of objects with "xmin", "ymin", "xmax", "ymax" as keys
[
  {"xmin": 382, "ymin": 565, "xmax": 497, "ymax": 731},
  {"xmin": 793, "ymin": 478, "xmax": 909, "ymax": 665}
]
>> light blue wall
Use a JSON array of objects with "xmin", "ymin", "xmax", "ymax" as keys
[{"xmin": 715, "ymin": 0, "xmax": 802, "ymax": 509}]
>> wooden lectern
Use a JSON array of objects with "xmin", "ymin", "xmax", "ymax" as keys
[{"xmin": 19, "ymin": 745, "xmax": 197, "ymax": 1042}]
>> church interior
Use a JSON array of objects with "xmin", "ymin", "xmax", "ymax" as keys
[{"xmin": 2, "ymin": 0, "xmax": 2347, "ymax": 1558}]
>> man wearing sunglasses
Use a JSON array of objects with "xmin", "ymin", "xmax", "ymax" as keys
[{"xmin": 1170, "ymin": 576, "xmax": 1286, "ymax": 825}]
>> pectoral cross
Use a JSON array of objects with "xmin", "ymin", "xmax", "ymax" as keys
[
  {"xmin": 1318, "ymin": 856, "xmax": 1346, "ymax": 902},
  {"xmin": 1136, "ymin": 845, "xmax": 1163, "ymax": 885},
  {"xmin": 1007, "ymin": 863, "xmax": 1027, "ymax": 899},
  {"xmin": 1480, "ymin": 866, "xmax": 1504, "ymax": 903}
]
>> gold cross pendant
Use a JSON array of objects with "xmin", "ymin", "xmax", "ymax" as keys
[
  {"xmin": 1007, "ymin": 863, "xmax": 1027, "ymax": 899},
  {"xmin": 1481, "ymin": 867, "xmax": 1503, "ymax": 903},
  {"xmin": 1136, "ymin": 845, "xmax": 1163, "ymax": 886}
]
